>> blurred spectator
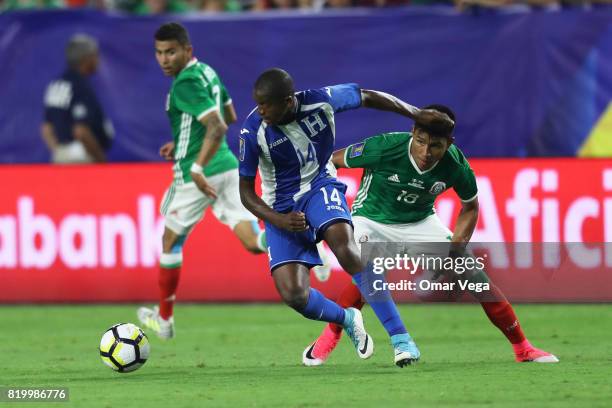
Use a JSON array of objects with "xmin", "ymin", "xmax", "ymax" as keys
[
  {"xmin": 133, "ymin": 0, "xmax": 191, "ymax": 13},
  {"xmin": 408, "ymin": 0, "xmax": 450, "ymax": 5},
  {"xmin": 325, "ymin": 0, "xmax": 350, "ymax": 6},
  {"xmin": 252, "ymin": 0, "xmax": 311, "ymax": 10},
  {"xmin": 454, "ymin": 0, "xmax": 561, "ymax": 10},
  {"xmin": 1, "ymin": 0, "xmax": 611, "ymax": 15},
  {"xmin": 355, "ymin": 0, "xmax": 411, "ymax": 6},
  {"xmin": 41, "ymin": 34, "xmax": 114, "ymax": 164},
  {"xmin": 198, "ymin": 0, "xmax": 241, "ymax": 12},
  {"xmin": 3, "ymin": 0, "xmax": 63, "ymax": 9}
]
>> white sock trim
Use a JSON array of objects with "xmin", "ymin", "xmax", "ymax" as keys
[{"xmin": 160, "ymin": 252, "xmax": 183, "ymax": 267}]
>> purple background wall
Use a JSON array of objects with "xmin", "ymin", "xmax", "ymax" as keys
[{"xmin": 1, "ymin": 8, "xmax": 611, "ymax": 162}]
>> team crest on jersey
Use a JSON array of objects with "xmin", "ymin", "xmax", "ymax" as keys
[
  {"xmin": 429, "ymin": 181, "xmax": 447, "ymax": 195},
  {"xmin": 350, "ymin": 143, "xmax": 365, "ymax": 158},
  {"xmin": 358, "ymin": 233, "xmax": 369, "ymax": 243},
  {"xmin": 239, "ymin": 137, "xmax": 246, "ymax": 161}
]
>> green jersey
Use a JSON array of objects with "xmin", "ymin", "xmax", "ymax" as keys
[
  {"xmin": 166, "ymin": 59, "xmax": 238, "ymax": 183},
  {"xmin": 345, "ymin": 132, "xmax": 478, "ymax": 224}
]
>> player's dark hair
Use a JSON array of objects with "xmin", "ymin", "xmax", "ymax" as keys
[
  {"xmin": 155, "ymin": 22, "xmax": 191, "ymax": 47},
  {"xmin": 416, "ymin": 104, "xmax": 456, "ymax": 139},
  {"xmin": 254, "ymin": 68, "xmax": 295, "ymax": 101}
]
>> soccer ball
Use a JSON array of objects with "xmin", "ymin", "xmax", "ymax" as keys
[{"xmin": 99, "ymin": 323, "xmax": 150, "ymax": 373}]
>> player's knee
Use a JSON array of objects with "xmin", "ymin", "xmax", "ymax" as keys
[
  {"xmin": 332, "ymin": 245, "xmax": 362, "ymax": 273},
  {"xmin": 236, "ymin": 221, "xmax": 265, "ymax": 254},
  {"xmin": 279, "ymin": 286, "xmax": 309, "ymax": 311},
  {"xmin": 242, "ymin": 239, "xmax": 262, "ymax": 254}
]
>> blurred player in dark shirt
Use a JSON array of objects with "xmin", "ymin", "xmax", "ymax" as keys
[{"xmin": 41, "ymin": 34, "xmax": 113, "ymax": 164}]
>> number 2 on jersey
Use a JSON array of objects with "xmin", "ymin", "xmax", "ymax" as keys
[{"xmin": 212, "ymin": 84, "xmax": 221, "ymax": 109}]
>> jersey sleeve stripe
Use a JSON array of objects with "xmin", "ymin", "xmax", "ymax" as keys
[
  {"xmin": 344, "ymin": 147, "xmax": 351, "ymax": 168},
  {"xmin": 460, "ymin": 193, "xmax": 478, "ymax": 203},
  {"xmin": 223, "ymin": 99, "xmax": 233, "ymax": 106},
  {"xmin": 196, "ymin": 106, "xmax": 219, "ymax": 121}
]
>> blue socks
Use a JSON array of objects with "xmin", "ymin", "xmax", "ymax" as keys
[
  {"xmin": 353, "ymin": 272, "xmax": 407, "ymax": 337},
  {"xmin": 292, "ymin": 271, "xmax": 409, "ymax": 337},
  {"xmin": 300, "ymin": 288, "xmax": 346, "ymax": 325}
]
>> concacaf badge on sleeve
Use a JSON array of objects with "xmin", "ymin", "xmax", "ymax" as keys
[{"xmin": 350, "ymin": 142, "xmax": 365, "ymax": 158}]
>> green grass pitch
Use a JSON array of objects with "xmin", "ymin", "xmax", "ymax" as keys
[{"xmin": 1, "ymin": 304, "xmax": 611, "ymax": 407}]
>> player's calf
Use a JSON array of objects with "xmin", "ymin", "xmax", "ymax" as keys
[{"xmin": 273, "ymin": 264, "xmax": 347, "ymax": 326}]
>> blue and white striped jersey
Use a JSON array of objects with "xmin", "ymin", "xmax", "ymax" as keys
[{"xmin": 239, "ymin": 83, "xmax": 362, "ymax": 212}]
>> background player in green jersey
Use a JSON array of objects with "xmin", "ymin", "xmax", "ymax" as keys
[
  {"xmin": 303, "ymin": 104, "xmax": 559, "ymax": 365},
  {"xmin": 138, "ymin": 22, "xmax": 267, "ymax": 339}
]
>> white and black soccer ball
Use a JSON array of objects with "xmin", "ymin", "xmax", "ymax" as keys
[{"xmin": 99, "ymin": 323, "xmax": 150, "ymax": 373}]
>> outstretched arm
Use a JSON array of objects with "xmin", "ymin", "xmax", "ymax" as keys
[
  {"xmin": 331, "ymin": 148, "xmax": 348, "ymax": 168},
  {"xmin": 361, "ymin": 89, "xmax": 454, "ymax": 134},
  {"xmin": 239, "ymin": 176, "xmax": 307, "ymax": 232}
]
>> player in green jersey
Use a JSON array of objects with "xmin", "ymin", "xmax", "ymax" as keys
[
  {"xmin": 303, "ymin": 104, "xmax": 559, "ymax": 365},
  {"xmin": 138, "ymin": 22, "xmax": 267, "ymax": 339}
]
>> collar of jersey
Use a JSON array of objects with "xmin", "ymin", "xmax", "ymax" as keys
[
  {"xmin": 408, "ymin": 137, "xmax": 439, "ymax": 175},
  {"xmin": 292, "ymin": 95, "xmax": 300, "ymax": 116},
  {"xmin": 179, "ymin": 58, "xmax": 198, "ymax": 75}
]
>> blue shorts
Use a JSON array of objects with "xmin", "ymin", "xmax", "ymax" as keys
[{"xmin": 266, "ymin": 181, "xmax": 352, "ymax": 272}]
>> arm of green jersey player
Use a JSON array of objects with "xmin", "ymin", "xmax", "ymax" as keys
[
  {"xmin": 361, "ymin": 89, "xmax": 454, "ymax": 134},
  {"xmin": 221, "ymin": 84, "xmax": 237, "ymax": 125},
  {"xmin": 172, "ymin": 77, "xmax": 227, "ymax": 196},
  {"xmin": 332, "ymin": 148, "xmax": 349, "ymax": 168},
  {"xmin": 191, "ymin": 110, "xmax": 228, "ymax": 198},
  {"xmin": 332, "ymin": 134, "xmax": 387, "ymax": 169},
  {"xmin": 450, "ymin": 160, "xmax": 479, "ymax": 254},
  {"xmin": 239, "ymin": 177, "xmax": 308, "ymax": 232},
  {"xmin": 223, "ymin": 102, "xmax": 237, "ymax": 125},
  {"xmin": 451, "ymin": 198, "xmax": 479, "ymax": 254}
]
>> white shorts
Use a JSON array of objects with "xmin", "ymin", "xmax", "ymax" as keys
[
  {"xmin": 160, "ymin": 168, "xmax": 256, "ymax": 235},
  {"xmin": 353, "ymin": 214, "xmax": 452, "ymax": 243},
  {"xmin": 353, "ymin": 214, "xmax": 453, "ymax": 258},
  {"xmin": 52, "ymin": 141, "xmax": 94, "ymax": 164}
]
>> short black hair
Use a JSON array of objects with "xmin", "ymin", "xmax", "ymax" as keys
[
  {"xmin": 254, "ymin": 68, "xmax": 295, "ymax": 101},
  {"xmin": 155, "ymin": 22, "xmax": 190, "ymax": 47},
  {"xmin": 415, "ymin": 104, "xmax": 456, "ymax": 138}
]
